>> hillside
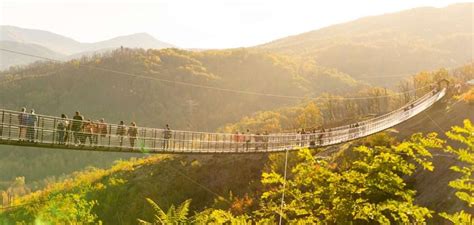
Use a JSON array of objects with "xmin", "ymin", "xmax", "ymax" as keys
[
  {"xmin": 1, "ymin": 91, "xmax": 471, "ymax": 224},
  {"xmin": 0, "ymin": 47, "xmax": 361, "ymax": 192},
  {"xmin": 0, "ymin": 48, "xmax": 360, "ymax": 131},
  {"xmin": 392, "ymin": 91, "xmax": 474, "ymax": 223},
  {"xmin": 258, "ymin": 3, "xmax": 473, "ymax": 85}
]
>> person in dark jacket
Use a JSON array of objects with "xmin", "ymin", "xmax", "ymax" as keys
[
  {"xmin": 18, "ymin": 107, "xmax": 28, "ymax": 141},
  {"xmin": 116, "ymin": 121, "xmax": 126, "ymax": 147},
  {"xmin": 71, "ymin": 111, "xmax": 84, "ymax": 145},
  {"xmin": 163, "ymin": 124, "xmax": 172, "ymax": 150}
]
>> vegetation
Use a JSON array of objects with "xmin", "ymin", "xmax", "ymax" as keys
[
  {"xmin": 439, "ymin": 120, "xmax": 473, "ymax": 224},
  {"xmin": 2, "ymin": 120, "xmax": 472, "ymax": 224},
  {"xmin": 0, "ymin": 153, "xmax": 269, "ymax": 224},
  {"xmin": 463, "ymin": 87, "xmax": 474, "ymax": 104},
  {"xmin": 221, "ymin": 65, "xmax": 473, "ymax": 134},
  {"xmin": 0, "ymin": 47, "xmax": 361, "ymax": 195},
  {"xmin": 0, "ymin": 48, "xmax": 359, "ymax": 131},
  {"xmin": 231, "ymin": 132, "xmax": 441, "ymax": 224},
  {"xmin": 0, "ymin": 146, "xmax": 136, "ymax": 191},
  {"xmin": 0, "ymin": 3, "xmax": 472, "ymax": 224},
  {"xmin": 138, "ymin": 199, "xmax": 191, "ymax": 225}
]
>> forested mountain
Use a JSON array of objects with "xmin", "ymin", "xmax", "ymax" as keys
[
  {"xmin": 0, "ymin": 47, "xmax": 359, "ymax": 191},
  {"xmin": 0, "ymin": 3, "xmax": 472, "ymax": 223},
  {"xmin": 258, "ymin": 3, "xmax": 473, "ymax": 84},
  {"xmin": 0, "ymin": 58, "xmax": 471, "ymax": 225},
  {"xmin": 1, "ymin": 93, "xmax": 472, "ymax": 224},
  {"xmin": 0, "ymin": 48, "xmax": 360, "ymax": 131}
]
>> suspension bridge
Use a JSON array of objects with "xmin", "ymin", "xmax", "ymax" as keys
[{"xmin": 0, "ymin": 88, "xmax": 446, "ymax": 154}]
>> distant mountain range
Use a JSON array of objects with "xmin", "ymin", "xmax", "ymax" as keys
[
  {"xmin": 0, "ymin": 25, "xmax": 175, "ymax": 69},
  {"xmin": 258, "ymin": 3, "xmax": 473, "ymax": 82},
  {"xmin": 1, "ymin": 3, "xmax": 472, "ymax": 80}
]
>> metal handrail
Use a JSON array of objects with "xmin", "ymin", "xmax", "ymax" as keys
[{"xmin": 0, "ymin": 88, "xmax": 446, "ymax": 154}]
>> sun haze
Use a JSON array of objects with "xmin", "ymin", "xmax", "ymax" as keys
[{"xmin": 0, "ymin": 0, "xmax": 465, "ymax": 48}]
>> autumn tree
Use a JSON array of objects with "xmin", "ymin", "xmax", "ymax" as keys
[
  {"xmin": 257, "ymin": 132, "xmax": 443, "ymax": 224},
  {"xmin": 439, "ymin": 120, "xmax": 473, "ymax": 224}
]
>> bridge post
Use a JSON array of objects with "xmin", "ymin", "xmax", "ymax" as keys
[
  {"xmin": 206, "ymin": 133, "xmax": 209, "ymax": 152},
  {"xmin": 0, "ymin": 109, "xmax": 4, "ymax": 137},
  {"xmin": 40, "ymin": 117, "xmax": 45, "ymax": 143},
  {"xmin": 8, "ymin": 113, "xmax": 12, "ymax": 140},
  {"xmin": 52, "ymin": 118, "xmax": 57, "ymax": 145},
  {"xmin": 181, "ymin": 132, "xmax": 185, "ymax": 151},
  {"xmin": 108, "ymin": 124, "xmax": 112, "ymax": 149},
  {"xmin": 143, "ymin": 128, "xmax": 147, "ymax": 150},
  {"xmin": 199, "ymin": 133, "xmax": 203, "ymax": 153},
  {"xmin": 222, "ymin": 134, "xmax": 225, "ymax": 152},
  {"xmin": 152, "ymin": 129, "xmax": 156, "ymax": 150},
  {"xmin": 185, "ymin": 132, "xmax": 189, "ymax": 151}
]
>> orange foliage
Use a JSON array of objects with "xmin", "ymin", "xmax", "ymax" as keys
[
  {"xmin": 230, "ymin": 194, "xmax": 254, "ymax": 215},
  {"xmin": 463, "ymin": 88, "xmax": 474, "ymax": 104}
]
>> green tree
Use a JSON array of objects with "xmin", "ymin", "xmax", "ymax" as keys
[
  {"xmin": 439, "ymin": 119, "xmax": 473, "ymax": 224},
  {"xmin": 296, "ymin": 101, "xmax": 323, "ymax": 129},
  {"xmin": 138, "ymin": 198, "xmax": 191, "ymax": 225},
  {"xmin": 257, "ymin": 132, "xmax": 443, "ymax": 224}
]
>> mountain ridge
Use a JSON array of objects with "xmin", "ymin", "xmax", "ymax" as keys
[
  {"xmin": 256, "ymin": 2, "xmax": 473, "ymax": 84},
  {"xmin": 0, "ymin": 25, "xmax": 175, "ymax": 55},
  {"xmin": 0, "ymin": 26, "xmax": 176, "ymax": 69}
]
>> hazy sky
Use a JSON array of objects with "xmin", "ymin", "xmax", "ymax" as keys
[{"xmin": 0, "ymin": 0, "xmax": 468, "ymax": 48}]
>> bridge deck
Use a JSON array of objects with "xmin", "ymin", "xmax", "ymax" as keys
[{"xmin": 0, "ymin": 89, "xmax": 446, "ymax": 154}]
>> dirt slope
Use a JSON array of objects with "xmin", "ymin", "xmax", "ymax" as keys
[{"xmin": 393, "ymin": 95, "xmax": 473, "ymax": 224}]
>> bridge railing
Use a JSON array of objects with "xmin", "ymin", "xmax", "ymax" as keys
[{"xmin": 0, "ymin": 88, "xmax": 445, "ymax": 153}]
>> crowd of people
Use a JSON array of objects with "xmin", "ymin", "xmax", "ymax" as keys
[
  {"xmin": 16, "ymin": 108, "xmax": 161, "ymax": 149},
  {"xmin": 232, "ymin": 129, "xmax": 270, "ymax": 151},
  {"xmin": 8, "ymin": 87, "xmax": 445, "ymax": 152},
  {"xmin": 14, "ymin": 107, "xmax": 368, "ymax": 151},
  {"xmin": 17, "ymin": 107, "xmax": 38, "ymax": 142}
]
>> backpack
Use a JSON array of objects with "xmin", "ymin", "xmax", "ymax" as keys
[{"xmin": 57, "ymin": 121, "xmax": 65, "ymax": 130}]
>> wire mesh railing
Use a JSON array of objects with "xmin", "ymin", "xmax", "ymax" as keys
[{"xmin": 0, "ymin": 88, "xmax": 446, "ymax": 154}]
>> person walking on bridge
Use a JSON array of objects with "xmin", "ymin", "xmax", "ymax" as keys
[
  {"xmin": 128, "ymin": 122, "xmax": 138, "ymax": 148},
  {"xmin": 82, "ymin": 120, "xmax": 94, "ymax": 145},
  {"xmin": 116, "ymin": 121, "xmax": 127, "ymax": 147},
  {"xmin": 300, "ymin": 128, "xmax": 307, "ymax": 146},
  {"xmin": 233, "ymin": 131, "xmax": 240, "ymax": 151},
  {"xmin": 26, "ymin": 109, "xmax": 38, "ymax": 142},
  {"xmin": 263, "ymin": 131, "xmax": 269, "ymax": 150},
  {"xmin": 17, "ymin": 107, "xmax": 28, "ymax": 141},
  {"xmin": 57, "ymin": 114, "xmax": 69, "ymax": 144},
  {"xmin": 245, "ymin": 129, "xmax": 251, "ymax": 151},
  {"xmin": 98, "ymin": 118, "xmax": 108, "ymax": 145},
  {"xmin": 71, "ymin": 111, "xmax": 84, "ymax": 145},
  {"xmin": 163, "ymin": 124, "xmax": 172, "ymax": 150},
  {"xmin": 318, "ymin": 128, "xmax": 325, "ymax": 146}
]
